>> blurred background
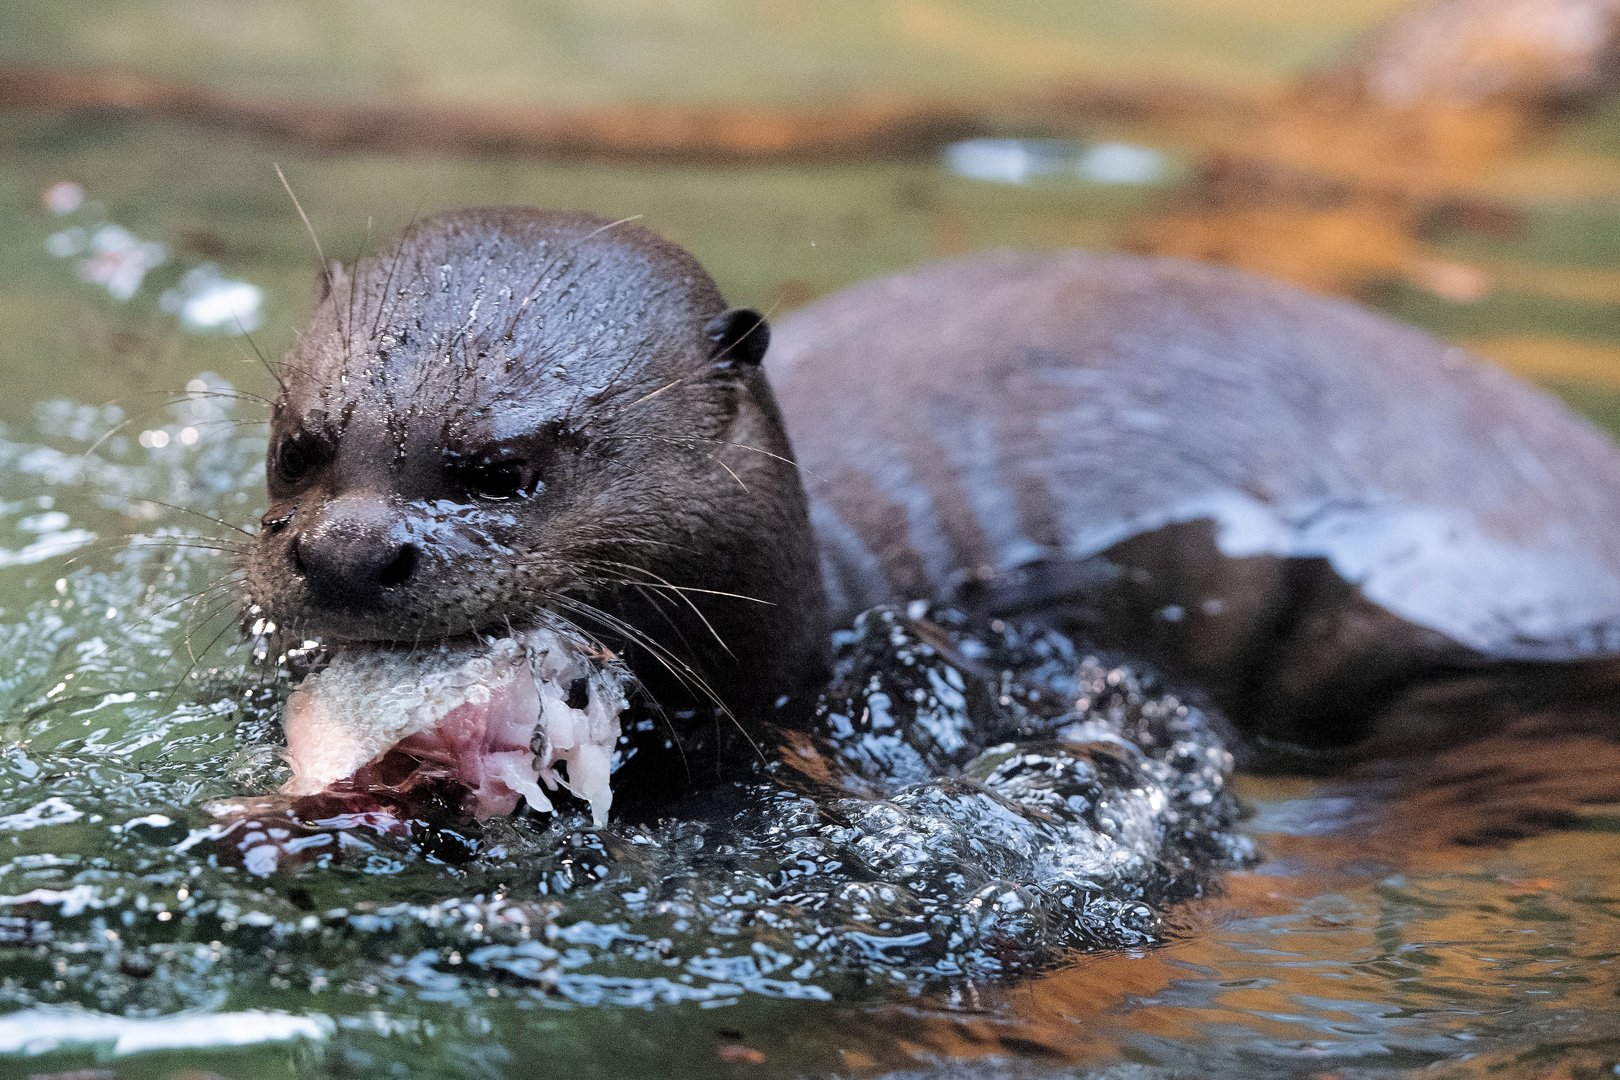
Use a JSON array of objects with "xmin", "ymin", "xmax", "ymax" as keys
[{"xmin": 3, "ymin": 0, "xmax": 1618, "ymax": 428}]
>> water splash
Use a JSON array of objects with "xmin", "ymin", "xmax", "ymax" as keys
[{"xmin": 0, "ymin": 388, "xmax": 1248, "ymax": 1073}]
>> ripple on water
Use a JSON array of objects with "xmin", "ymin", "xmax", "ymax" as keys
[
  {"xmin": 6, "ymin": 389, "xmax": 1617, "ymax": 1080},
  {"xmin": 0, "ymin": 389, "xmax": 1257, "ymax": 1075}
]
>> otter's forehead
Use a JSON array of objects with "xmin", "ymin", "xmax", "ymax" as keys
[
  {"xmin": 275, "ymin": 375, "xmax": 583, "ymax": 441},
  {"xmin": 280, "ymin": 210, "xmax": 725, "ymax": 411}
]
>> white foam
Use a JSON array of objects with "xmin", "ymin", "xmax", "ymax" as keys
[{"xmin": 0, "ymin": 1007, "xmax": 329, "ymax": 1056}]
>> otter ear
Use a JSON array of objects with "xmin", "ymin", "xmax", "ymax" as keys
[
  {"xmin": 705, "ymin": 308, "xmax": 770, "ymax": 369},
  {"xmin": 314, "ymin": 260, "xmax": 348, "ymax": 304}
]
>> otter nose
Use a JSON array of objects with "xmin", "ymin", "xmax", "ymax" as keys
[{"xmin": 290, "ymin": 495, "xmax": 419, "ymax": 610}]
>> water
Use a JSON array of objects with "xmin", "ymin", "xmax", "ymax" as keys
[
  {"xmin": 4, "ymin": 4, "xmax": 1620, "ymax": 1075},
  {"xmin": 0, "ymin": 388, "xmax": 1255, "ymax": 1077},
  {"xmin": 10, "ymin": 388, "xmax": 1610, "ymax": 1080}
]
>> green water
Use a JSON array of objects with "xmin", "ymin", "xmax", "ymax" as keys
[{"xmin": 4, "ymin": 2, "xmax": 1620, "ymax": 1077}]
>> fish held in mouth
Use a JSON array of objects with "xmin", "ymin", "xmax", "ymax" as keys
[{"xmin": 280, "ymin": 628, "xmax": 628, "ymax": 825}]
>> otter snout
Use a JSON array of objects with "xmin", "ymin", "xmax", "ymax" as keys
[{"xmin": 289, "ymin": 494, "xmax": 420, "ymax": 611}]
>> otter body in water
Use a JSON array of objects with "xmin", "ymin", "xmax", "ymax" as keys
[
  {"xmin": 242, "ymin": 209, "xmax": 1620, "ymax": 806},
  {"xmin": 769, "ymin": 252, "xmax": 1620, "ymax": 749},
  {"xmin": 239, "ymin": 209, "xmax": 829, "ymax": 779}
]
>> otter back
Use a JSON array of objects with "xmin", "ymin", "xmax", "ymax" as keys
[{"xmin": 768, "ymin": 250, "xmax": 1620, "ymax": 748}]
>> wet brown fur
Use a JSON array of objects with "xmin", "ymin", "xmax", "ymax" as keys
[{"xmin": 239, "ymin": 209, "xmax": 829, "ymax": 725}]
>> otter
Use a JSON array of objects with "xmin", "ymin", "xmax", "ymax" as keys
[
  {"xmin": 242, "ymin": 208, "xmax": 1620, "ymax": 795},
  {"xmin": 768, "ymin": 251, "xmax": 1620, "ymax": 753},
  {"xmin": 239, "ymin": 209, "xmax": 829, "ymax": 740}
]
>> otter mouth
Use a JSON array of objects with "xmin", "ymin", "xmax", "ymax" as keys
[{"xmin": 279, "ymin": 629, "xmax": 627, "ymax": 824}]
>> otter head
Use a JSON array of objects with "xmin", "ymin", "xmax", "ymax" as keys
[{"xmin": 241, "ymin": 208, "xmax": 829, "ymax": 723}]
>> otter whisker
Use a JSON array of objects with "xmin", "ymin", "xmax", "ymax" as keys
[
  {"xmin": 132, "ymin": 581, "xmax": 247, "ymax": 648},
  {"xmin": 616, "ymin": 583, "xmax": 730, "ymax": 757},
  {"xmin": 712, "ymin": 454, "xmax": 749, "ymax": 493},
  {"xmin": 275, "ymin": 164, "xmax": 336, "ymax": 324},
  {"xmin": 601, "ymin": 433, "xmax": 827, "ymax": 484},
  {"xmin": 129, "ymin": 498, "xmax": 256, "ymax": 538},
  {"xmin": 344, "ymin": 214, "xmax": 372, "ymax": 363},
  {"xmin": 163, "ymin": 600, "xmax": 250, "ymax": 709},
  {"xmin": 144, "ymin": 579, "xmax": 256, "ymax": 693},
  {"xmin": 589, "ymin": 535, "xmax": 697, "ymax": 555},
  {"xmin": 153, "ymin": 575, "xmax": 247, "ymax": 626},
  {"xmin": 80, "ymin": 391, "xmax": 265, "ymax": 460},
  {"xmin": 79, "ymin": 415, "xmax": 160, "ymax": 461},
  {"xmin": 582, "ymin": 214, "xmax": 645, "ymax": 241},
  {"xmin": 579, "ymin": 333, "xmax": 656, "ymax": 413},
  {"xmin": 551, "ymin": 603, "xmax": 713, "ymax": 724},
  {"xmin": 591, "ymin": 295, "xmax": 781, "ymax": 424},
  {"xmin": 91, "ymin": 570, "xmax": 246, "ymax": 650},
  {"xmin": 170, "ymin": 415, "xmax": 279, "ymax": 430},
  {"xmin": 82, "ymin": 383, "xmax": 273, "ymax": 419},
  {"xmin": 502, "ymin": 232, "xmax": 591, "ymax": 342},
  {"xmin": 575, "ymin": 620, "xmax": 689, "ymax": 773},
  {"xmin": 62, "ymin": 535, "xmax": 251, "ymax": 567},
  {"xmin": 372, "ymin": 196, "xmax": 431, "ymax": 341},
  {"xmin": 134, "ymin": 537, "xmax": 249, "ymax": 554},
  {"xmin": 549, "ymin": 593, "xmax": 713, "ymax": 703},
  {"xmin": 549, "ymin": 593, "xmax": 764, "ymax": 766},
  {"xmin": 578, "ymin": 297, "xmax": 779, "ymax": 429},
  {"xmin": 568, "ymin": 532, "xmax": 691, "ymax": 557},
  {"xmin": 176, "ymin": 386, "xmax": 276, "ymax": 408},
  {"xmin": 571, "ymin": 562, "xmax": 735, "ymax": 660},
  {"xmin": 183, "ymin": 580, "xmax": 253, "ymax": 640},
  {"xmin": 618, "ymin": 377, "xmax": 686, "ymax": 413},
  {"xmin": 405, "ymin": 622, "xmax": 428, "ymax": 666},
  {"xmin": 227, "ymin": 312, "xmax": 285, "ymax": 395},
  {"xmin": 582, "ymin": 559, "xmax": 773, "ymax": 606}
]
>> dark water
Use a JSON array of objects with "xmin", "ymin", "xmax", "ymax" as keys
[{"xmin": 3, "ymin": 24, "xmax": 1620, "ymax": 1074}]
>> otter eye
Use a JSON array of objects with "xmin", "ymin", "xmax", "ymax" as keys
[
  {"xmin": 458, "ymin": 459, "xmax": 533, "ymax": 502},
  {"xmin": 273, "ymin": 434, "xmax": 321, "ymax": 485}
]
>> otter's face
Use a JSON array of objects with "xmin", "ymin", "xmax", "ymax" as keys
[{"xmin": 238, "ymin": 211, "xmax": 783, "ymax": 657}]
